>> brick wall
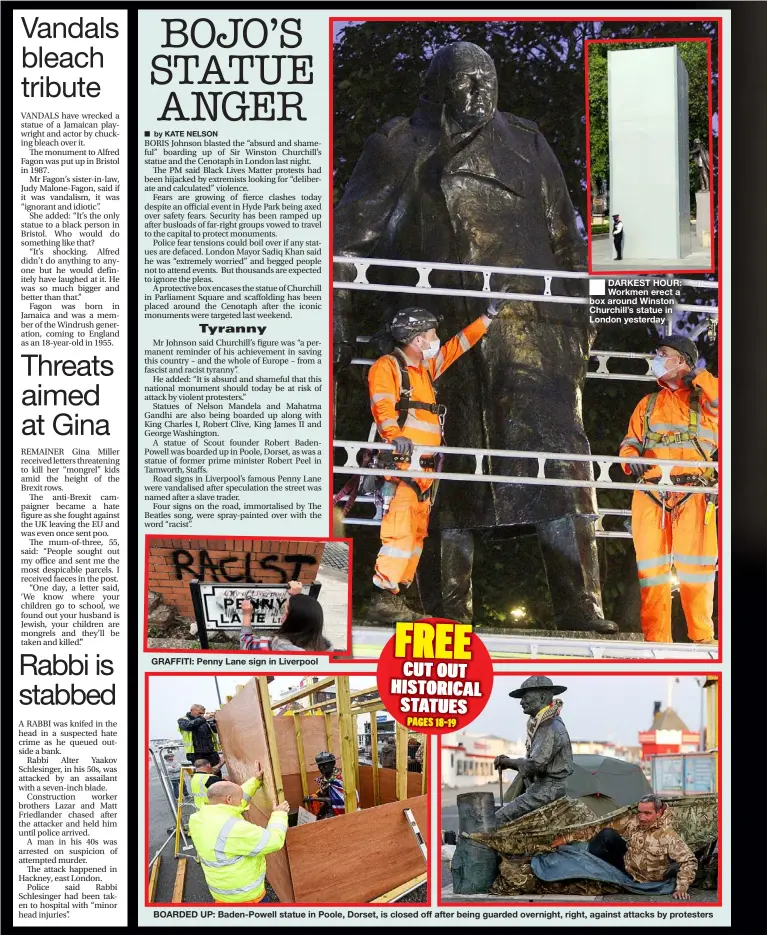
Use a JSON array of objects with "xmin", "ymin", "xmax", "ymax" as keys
[{"xmin": 147, "ymin": 537, "xmax": 325, "ymax": 620}]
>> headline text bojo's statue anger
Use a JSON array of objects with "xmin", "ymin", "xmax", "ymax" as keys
[{"xmin": 334, "ymin": 42, "xmax": 617, "ymax": 634}]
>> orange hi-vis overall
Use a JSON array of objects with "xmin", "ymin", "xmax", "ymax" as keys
[
  {"xmin": 368, "ymin": 316, "xmax": 489, "ymax": 593},
  {"xmin": 620, "ymin": 369, "xmax": 719, "ymax": 642}
]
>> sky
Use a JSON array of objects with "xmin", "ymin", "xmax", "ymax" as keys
[
  {"xmin": 468, "ymin": 675, "xmax": 705, "ymax": 747},
  {"xmin": 148, "ymin": 675, "xmax": 375, "ymax": 740},
  {"xmin": 149, "ymin": 675, "xmax": 705, "ymax": 748}
]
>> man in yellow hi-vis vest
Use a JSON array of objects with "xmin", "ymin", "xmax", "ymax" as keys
[
  {"xmin": 189, "ymin": 765, "xmax": 290, "ymax": 904},
  {"xmin": 189, "ymin": 757, "xmax": 225, "ymax": 810}
]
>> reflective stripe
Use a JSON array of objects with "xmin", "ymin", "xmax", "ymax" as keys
[
  {"xmin": 676, "ymin": 569, "xmax": 717, "ymax": 584},
  {"xmin": 639, "ymin": 573, "xmax": 673, "ymax": 589},
  {"xmin": 620, "ymin": 436, "xmax": 643, "ymax": 450},
  {"xmin": 703, "ymin": 396, "xmax": 718, "ymax": 408},
  {"xmin": 377, "ymin": 418, "xmax": 399, "ymax": 431},
  {"xmin": 413, "ymin": 546, "xmax": 423, "ymax": 557},
  {"xmin": 372, "ymin": 575, "xmax": 399, "ymax": 591},
  {"xmin": 458, "ymin": 331, "xmax": 471, "ymax": 352},
  {"xmin": 214, "ymin": 817, "xmax": 240, "ymax": 864},
  {"xmin": 241, "ymin": 791, "xmax": 252, "ymax": 804},
  {"xmin": 636, "ymin": 554, "xmax": 672, "ymax": 571},
  {"xmin": 371, "ymin": 392, "xmax": 396, "ymax": 403},
  {"xmin": 199, "ymin": 853, "xmax": 244, "ymax": 869},
  {"xmin": 208, "ymin": 874, "xmax": 265, "ymax": 897},
  {"xmin": 404, "ymin": 413, "xmax": 441, "ymax": 435},
  {"xmin": 674, "ymin": 553, "xmax": 718, "ymax": 566},
  {"xmin": 247, "ymin": 830, "xmax": 273, "ymax": 856},
  {"xmin": 379, "ymin": 545, "xmax": 415, "ymax": 559},
  {"xmin": 433, "ymin": 350, "xmax": 447, "ymax": 378}
]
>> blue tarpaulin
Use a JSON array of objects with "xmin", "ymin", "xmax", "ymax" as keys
[{"xmin": 531, "ymin": 843, "xmax": 676, "ymax": 895}]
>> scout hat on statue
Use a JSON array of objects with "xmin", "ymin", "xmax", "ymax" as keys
[{"xmin": 509, "ymin": 675, "xmax": 568, "ymax": 698}]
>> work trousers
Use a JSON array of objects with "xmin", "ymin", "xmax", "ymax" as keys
[
  {"xmin": 373, "ymin": 483, "xmax": 431, "ymax": 593},
  {"xmin": 613, "ymin": 234, "xmax": 623, "ymax": 260},
  {"xmin": 632, "ymin": 489, "xmax": 717, "ymax": 643}
]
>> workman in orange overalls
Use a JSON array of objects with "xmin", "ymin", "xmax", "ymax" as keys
[
  {"xmin": 619, "ymin": 335, "xmax": 718, "ymax": 644},
  {"xmin": 366, "ymin": 304, "xmax": 498, "ymax": 622}
]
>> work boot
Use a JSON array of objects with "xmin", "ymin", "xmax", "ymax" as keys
[
  {"xmin": 366, "ymin": 589, "xmax": 420, "ymax": 624},
  {"xmin": 537, "ymin": 514, "xmax": 619, "ymax": 635}
]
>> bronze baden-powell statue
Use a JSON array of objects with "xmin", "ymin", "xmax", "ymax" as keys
[{"xmin": 334, "ymin": 41, "xmax": 617, "ymax": 634}]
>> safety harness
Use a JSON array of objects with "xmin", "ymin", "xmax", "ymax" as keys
[
  {"xmin": 381, "ymin": 350, "xmax": 446, "ymax": 502},
  {"xmin": 332, "ymin": 350, "xmax": 447, "ymax": 512},
  {"xmin": 640, "ymin": 387, "xmax": 718, "ymax": 524}
]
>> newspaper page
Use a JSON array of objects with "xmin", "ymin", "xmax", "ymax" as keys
[{"xmin": 9, "ymin": 4, "xmax": 736, "ymax": 930}]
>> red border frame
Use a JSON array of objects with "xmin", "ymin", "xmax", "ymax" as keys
[
  {"xmin": 585, "ymin": 37, "xmax": 716, "ymax": 276},
  {"xmin": 330, "ymin": 16, "xmax": 724, "ymax": 667},
  {"xmin": 145, "ymin": 672, "xmax": 431, "ymax": 907},
  {"xmin": 436, "ymin": 670, "xmax": 723, "ymax": 908},
  {"xmin": 143, "ymin": 535, "xmax": 353, "ymax": 656}
]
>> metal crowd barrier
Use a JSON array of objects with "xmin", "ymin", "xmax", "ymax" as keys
[
  {"xmin": 334, "ymin": 257, "xmax": 718, "ymax": 536},
  {"xmin": 334, "ymin": 255, "xmax": 719, "ymax": 337},
  {"xmin": 334, "ymin": 440, "xmax": 717, "ymax": 497}
]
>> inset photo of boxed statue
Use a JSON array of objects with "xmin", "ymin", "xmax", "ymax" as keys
[
  {"xmin": 587, "ymin": 38, "xmax": 715, "ymax": 273},
  {"xmin": 439, "ymin": 673, "xmax": 720, "ymax": 906},
  {"xmin": 147, "ymin": 675, "xmax": 429, "ymax": 905},
  {"xmin": 331, "ymin": 20, "xmax": 720, "ymax": 664},
  {"xmin": 144, "ymin": 536, "xmax": 351, "ymax": 654}
]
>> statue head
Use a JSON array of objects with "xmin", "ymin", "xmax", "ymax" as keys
[
  {"xmin": 315, "ymin": 750, "xmax": 337, "ymax": 779},
  {"xmin": 509, "ymin": 675, "xmax": 567, "ymax": 716},
  {"xmin": 518, "ymin": 688, "xmax": 554, "ymax": 716},
  {"xmin": 423, "ymin": 41, "xmax": 498, "ymax": 130}
]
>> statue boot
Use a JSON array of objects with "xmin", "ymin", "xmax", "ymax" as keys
[
  {"xmin": 366, "ymin": 588, "xmax": 420, "ymax": 624},
  {"xmin": 536, "ymin": 514, "xmax": 619, "ymax": 634},
  {"xmin": 439, "ymin": 528, "xmax": 475, "ymax": 624}
]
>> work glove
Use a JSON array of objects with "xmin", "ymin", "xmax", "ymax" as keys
[
  {"xmin": 391, "ymin": 435, "xmax": 414, "ymax": 458},
  {"xmin": 627, "ymin": 462, "xmax": 652, "ymax": 478},
  {"xmin": 333, "ymin": 341, "xmax": 354, "ymax": 373},
  {"xmin": 485, "ymin": 301, "xmax": 502, "ymax": 319},
  {"xmin": 682, "ymin": 366, "xmax": 701, "ymax": 388}
]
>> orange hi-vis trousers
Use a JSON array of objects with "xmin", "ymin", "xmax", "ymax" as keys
[
  {"xmin": 632, "ymin": 489, "xmax": 717, "ymax": 643},
  {"xmin": 372, "ymin": 483, "xmax": 431, "ymax": 593}
]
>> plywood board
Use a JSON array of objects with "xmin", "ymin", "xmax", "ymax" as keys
[
  {"xmin": 273, "ymin": 714, "xmax": 342, "ymax": 774},
  {"xmin": 282, "ymin": 771, "xmax": 323, "ymax": 809},
  {"xmin": 214, "ymin": 678, "xmax": 295, "ymax": 902},
  {"xmin": 286, "ymin": 795, "xmax": 428, "ymax": 903},
  {"xmin": 358, "ymin": 765, "xmax": 423, "ymax": 808}
]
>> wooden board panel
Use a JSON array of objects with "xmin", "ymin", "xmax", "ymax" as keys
[
  {"xmin": 172, "ymin": 858, "xmax": 187, "ymax": 903},
  {"xmin": 214, "ymin": 678, "xmax": 295, "ymax": 902},
  {"xmin": 274, "ymin": 714, "xmax": 342, "ymax": 775},
  {"xmin": 286, "ymin": 795, "xmax": 428, "ymax": 903},
  {"xmin": 358, "ymin": 765, "xmax": 423, "ymax": 808},
  {"xmin": 282, "ymin": 770, "xmax": 323, "ymax": 809}
]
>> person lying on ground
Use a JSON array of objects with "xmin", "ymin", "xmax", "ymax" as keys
[
  {"xmin": 550, "ymin": 793, "xmax": 698, "ymax": 900},
  {"xmin": 239, "ymin": 581, "xmax": 333, "ymax": 652}
]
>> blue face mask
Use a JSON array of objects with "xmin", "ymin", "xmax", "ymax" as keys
[{"xmin": 650, "ymin": 356, "xmax": 670, "ymax": 379}]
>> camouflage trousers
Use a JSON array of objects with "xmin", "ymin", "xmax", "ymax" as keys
[{"xmin": 495, "ymin": 779, "xmax": 567, "ymax": 826}]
